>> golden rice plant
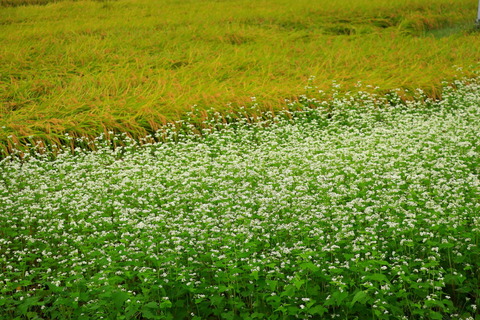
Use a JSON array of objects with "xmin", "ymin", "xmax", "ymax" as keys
[{"xmin": 1, "ymin": 0, "xmax": 479, "ymax": 155}]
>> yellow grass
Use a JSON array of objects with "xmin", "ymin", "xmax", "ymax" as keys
[{"xmin": 1, "ymin": 0, "xmax": 480, "ymax": 155}]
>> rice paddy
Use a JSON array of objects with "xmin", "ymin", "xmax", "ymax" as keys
[{"xmin": 1, "ymin": 0, "xmax": 480, "ymax": 154}]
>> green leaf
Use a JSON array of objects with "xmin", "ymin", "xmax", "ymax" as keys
[
  {"xmin": 18, "ymin": 301, "xmax": 31, "ymax": 315},
  {"xmin": 144, "ymin": 301, "xmax": 158, "ymax": 309},
  {"xmin": 266, "ymin": 295, "xmax": 281, "ymax": 308},
  {"xmin": 294, "ymin": 279, "xmax": 305, "ymax": 290},
  {"xmin": 325, "ymin": 291, "xmax": 348, "ymax": 306},
  {"xmin": 429, "ymin": 311, "xmax": 443, "ymax": 320},
  {"xmin": 281, "ymin": 284, "xmax": 296, "ymax": 297},
  {"xmin": 266, "ymin": 279, "xmax": 278, "ymax": 291},
  {"xmin": 221, "ymin": 311, "xmax": 235, "ymax": 320},
  {"xmin": 367, "ymin": 273, "xmax": 388, "ymax": 283},
  {"xmin": 141, "ymin": 309, "xmax": 157, "ymax": 320},
  {"xmin": 300, "ymin": 262, "xmax": 319, "ymax": 272},
  {"xmin": 308, "ymin": 305, "xmax": 327, "ymax": 315},
  {"xmin": 159, "ymin": 299, "xmax": 172, "ymax": 309},
  {"xmin": 455, "ymin": 285, "xmax": 471, "ymax": 293},
  {"xmin": 218, "ymin": 285, "xmax": 229, "ymax": 292},
  {"xmin": 350, "ymin": 290, "xmax": 368, "ymax": 307},
  {"xmin": 439, "ymin": 242, "xmax": 454, "ymax": 249},
  {"xmin": 111, "ymin": 291, "xmax": 129, "ymax": 309},
  {"xmin": 210, "ymin": 295, "xmax": 224, "ymax": 307}
]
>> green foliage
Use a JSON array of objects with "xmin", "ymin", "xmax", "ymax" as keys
[{"xmin": 0, "ymin": 79, "xmax": 479, "ymax": 319}]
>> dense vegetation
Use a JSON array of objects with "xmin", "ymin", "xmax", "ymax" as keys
[
  {"xmin": 1, "ymin": 1, "xmax": 479, "ymax": 318},
  {"xmin": 1, "ymin": 0, "xmax": 480, "ymax": 155},
  {"xmin": 1, "ymin": 79, "xmax": 479, "ymax": 319}
]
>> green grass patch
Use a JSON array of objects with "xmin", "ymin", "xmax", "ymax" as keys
[
  {"xmin": 1, "ymin": 0, "xmax": 480, "ymax": 155},
  {"xmin": 0, "ymin": 79, "xmax": 479, "ymax": 319}
]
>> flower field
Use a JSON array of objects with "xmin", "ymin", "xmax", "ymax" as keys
[{"xmin": 1, "ymin": 79, "xmax": 479, "ymax": 319}]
